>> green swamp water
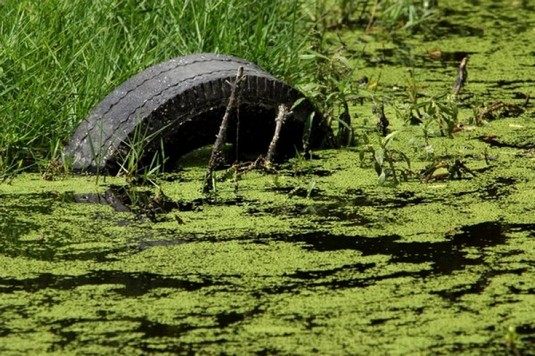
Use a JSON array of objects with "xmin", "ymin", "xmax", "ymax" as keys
[{"xmin": 1, "ymin": 1, "xmax": 535, "ymax": 354}]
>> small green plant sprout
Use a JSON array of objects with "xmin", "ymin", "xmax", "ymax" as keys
[
  {"xmin": 360, "ymin": 131, "xmax": 411, "ymax": 186},
  {"xmin": 503, "ymin": 325, "xmax": 522, "ymax": 356},
  {"xmin": 418, "ymin": 94, "xmax": 460, "ymax": 137},
  {"xmin": 86, "ymin": 122, "xmax": 106, "ymax": 185},
  {"xmin": 418, "ymin": 117, "xmax": 434, "ymax": 149},
  {"xmin": 116, "ymin": 123, "xmax": 168, "ymax": 187},
  {"xmin": 287, "ymin": 179, "xmax": 317, "ymax": 199},
  {"xmin": 291, "ymin": 149, "xmax": 311, "ymax": 177},
  {"xmin": 300, "ymin": 104, "xmax": 316, "ymax": 157},
  {"xmin": 393, "ymin": 69, "xmax": 428, "ymax": 125},
  {"xmin": 0, "ymin": 151, "xmax": 24, "ymax": 184},
  {"xmin": 284, "ymin": 149, "xmax": 317, "ymax": 199},
  {"xmin": 40, "ymin": 139, "xmax": 71, "ymax": 181},
  {"xmin": 41, "ymin": 158, "xmax": 65, "ymax": 181},
  {"xmin": 336, "ymin": 101, "xmax": 354, "ymax": 147},
  {"xmin": 394, "ymin": 70, "xmax": 460, "ymax": 137}
]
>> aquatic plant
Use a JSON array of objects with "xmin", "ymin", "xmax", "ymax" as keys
[
  {"xmin": 298, "ymin": 37, "xmax": 360, "ymax": 136},
  {"xmin": 503, "ymin": 325, "xmax": 523, "ymax": 356},
  {"xmin": 374, "ymin": 0, "xmax": 438, "ymax": 32},
  {"xmin": 117, "ymin": 131, "xmax": 167, "ymax": 187},
  {"xmin": 360, "ymin": 131, "xmax": 411, "ymax": 186},
  {"xmin": 393, "ymin": 71, "xmax": 460, "ymax": 137},
  {"xmin": 296, "ymin": 4, "xmax": 364, "ymax": 151}
]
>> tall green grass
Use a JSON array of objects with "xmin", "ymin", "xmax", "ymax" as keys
[{"xmin": 0, "ymin": 0, "xmax": 310, "ymax": 175}]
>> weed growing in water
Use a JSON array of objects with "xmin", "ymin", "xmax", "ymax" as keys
[
  {"xmin": 288, "ymin": 150, "xmax": 318, "ymax": 198},
  {"xmin": 419, "ymin": 159, "xmax": 477, "ymax": 182},
  {"xmin": 393, "ymin": 71, "xmax": 460, "ymax": 137},
  {"xmin": 373, "ymin": 0, "xmax": 438, "ymax": 33},
  {"xmin": 0, "ymin": 150, "xmax": 24, "ymax": 184},
  {"xmin": 503, "ymin": 325, "xmax": 522, "ymax": 356},
  {"xmin": 359, "ymin": 131, "xmax": 411, "ymax": 186},
  {"xmin": 418, "ymin": 94, "xmax": 460, "ymax": 137},
  {"xmin": 40, "ymin": 140, "xmax": 70, "ymax": 181},
  {"xmin": 298, "ymin": 3, "xmax": 363, "ymax": 144},
  {"xmin": 300, "ymin": 46, "xmax": 360, "ymax": 134}
]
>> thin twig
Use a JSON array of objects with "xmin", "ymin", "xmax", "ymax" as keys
[
  {"xmin": 203, "ymin": 67, "xmax": 245, "ymax": 193},
  {"xmin": 453, "ymin": 56, "xmax": 469, "ymax": 95},
  {"xmin": 265, "ymin": 104, "xmax": 289, "ymax": 166},
  {"xmin": 477, "ymin": 101, "xmax": 525, "ymax": 124}
]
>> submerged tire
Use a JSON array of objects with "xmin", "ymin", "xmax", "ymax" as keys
[{"xmin": 64, "ymin": 53, "xmax": 331, "ymax": 173}]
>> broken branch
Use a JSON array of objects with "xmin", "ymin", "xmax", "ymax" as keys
[
  {"xmin": 203, "ymin": 67, "xmax": 245, "ymax": 193},
  {"xmin": 265, "ymin": 104, "xmax": 289, "ymax": 166}
]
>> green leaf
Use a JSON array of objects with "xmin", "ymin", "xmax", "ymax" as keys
[
  {"xmin": 374, "ymin": 161, "xmax": 382, "ymax": 176},
  {"xmin": 383, "ymin": 131, "xmax": 399, "ymax": 147},
  {"xmin": 378, "ymin": 171, "xmax": 387, "ymax": 185},
  {"xmin": 290, "ymin": 97, "xmax": 307, "ymax": 110},
  {"xmin": 374, "ymin": 149, "xmax": 384, "ymax": 166}
]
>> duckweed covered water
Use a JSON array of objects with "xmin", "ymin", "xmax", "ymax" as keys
[{"xmin": 1, "ymin": 1, "xmax": 535, "ymax": 354}]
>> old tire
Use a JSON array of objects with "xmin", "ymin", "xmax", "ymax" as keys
[{"xmin": 64, "ymin": 53, "xmax": 331, "ymax": 173}]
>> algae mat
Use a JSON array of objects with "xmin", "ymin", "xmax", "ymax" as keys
[{"xmin": 1, "ymin": 1, "xmax": 535, "ymax": 355}]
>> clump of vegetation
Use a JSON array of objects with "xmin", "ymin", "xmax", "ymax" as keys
[
  {"xmin": 374, "ymin": 0, "xmax": 438, "ymax": 32},
  {"xmin": 359, "ymin": 131, "xmax": 411, "ymax": 186}
]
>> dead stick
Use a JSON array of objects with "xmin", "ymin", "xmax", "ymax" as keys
[
  {"xmin": 453, "ymin": 56, "xmax": 469, "ymax": 95},
  {"xmin": 476, "ymin": 101, "xmax": 525, "ymax": 124},
  {"xmin": 265, "ymin": 104, "xmax": 288, "ymax": 166},
  {"xmin": 203, "ymin": 67, "xmax": 244, "ymax": 193}
]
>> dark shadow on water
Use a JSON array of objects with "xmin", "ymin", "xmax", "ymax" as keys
[
  {"xmin": 216, "ymin": 306, "xmax": 263, "ymax": 328},
  {"xmin": 72, "ymin": 185, "xmax": 179, "ymax": 218},
  {"xmin": 73, "ymin": 185, "xmax": 254, "ymax": 217},
  {"xmin": 279, "ymin": 262, "xmax": 381, "ymax": 291},
  {"xmin": 0, "ymin": 192, "xmax": 56, "ymax": 214},
  {"xmin": 0, "ymin": 270, "xmax": 214, "ymax": 296},
  {"xmin": 480, "ymin": 177, "xmax": 516, "ymax": 199},
  {"xmin": 133, "ymin": 306, "xmax": 263, "ymax": 353},
  {"xmin": 435, "ymin": 20, "xmax": 484, "ymax": 37},
  {"xmin": 290, "ymin": 262, "xmax": 375, "ymax": 281},
  {"xmin": 137, "ymin": 319, "xmax": 194, "ymax": 338},
  {"xmin": 250, "ymin": 189, "xmax": 438, "ymax": 225},
  {"xmin": 517, "ymin": 324, "xmax": 535, "ymax": 345},
  {"xmin": 49, "ymin": 317, "xmax": 196, "ymax": 353},
  {"xmin": 265, "ymin": 222, "xmax": 533, "ymax": 276},
  {"xmin": 341, "ymin": 188, "xmax": 436, "ymax": 209},
  {"xmin": 0, "ymin": 229, "xmax": 132, "ymax": 261},
  {"xmin": 435, "ymin": 267, "xmax": 527, "ymax": 302}
]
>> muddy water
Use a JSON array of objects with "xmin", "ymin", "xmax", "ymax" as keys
[{"xmin": 1, "ymin": 1, "xmax": 535, "ymax": 354}]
